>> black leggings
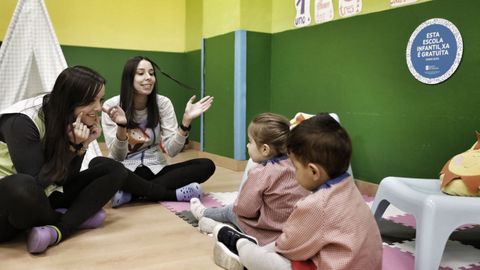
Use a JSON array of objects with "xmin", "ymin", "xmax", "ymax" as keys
[
  {"xmin": 0, "ymin": 157, "xmax": 127, "ymax": 242},
  {"xmin": 122, "ymin": 158, "xmax": 216, "ymax": 201}
]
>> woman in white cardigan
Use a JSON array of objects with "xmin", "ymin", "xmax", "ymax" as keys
[{"xmin": 102, "ymin": 56, "xmax": 215, "ymax": 207}]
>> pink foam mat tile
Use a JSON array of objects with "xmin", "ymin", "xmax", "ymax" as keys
[
  {"xmin": 159, "ymin": 193, "xmax": 222, "ymax": 213},
  {"xmin": 382, "ymin": 245, "xmax": 414, "ymax": 270}
]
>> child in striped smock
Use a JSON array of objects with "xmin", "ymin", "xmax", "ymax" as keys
[
  {"xmin": 190, "ymin": 112, "xmax": 309, "ymax": 246},
  {"xmin": 213, "ymin": 113, "xmax": 383, "ymax": 270}
]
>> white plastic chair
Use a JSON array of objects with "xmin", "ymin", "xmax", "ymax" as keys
[{"xmin": 371, "ymin": 176, "xmax": 480, "ymax": 270}]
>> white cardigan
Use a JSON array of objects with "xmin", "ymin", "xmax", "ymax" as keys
[{"xmin": 101, "ymin": 95, "xmax": 187, "ymax": 174}]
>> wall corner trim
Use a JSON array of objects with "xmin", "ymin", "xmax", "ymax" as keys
[{"xmin": 234, "ymin": 30, "xmax": 247, "ymax": 160}]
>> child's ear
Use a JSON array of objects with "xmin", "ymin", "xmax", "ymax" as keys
[
  {"xmin": 261, "ymin": 144, "xmax": 271, "ymax": 156},
  {"xmin": 308, "ymin": 163, "xmax": 329, "ymax": 182}
]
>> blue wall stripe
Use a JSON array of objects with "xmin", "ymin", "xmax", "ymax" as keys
[{"xmin": 234, "ymin": 30, "xmax": 247, "ymax": 160}]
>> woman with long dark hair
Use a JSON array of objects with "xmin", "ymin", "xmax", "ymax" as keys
[
  {"xmin": 101, "ymin": 56, "xmax": 215, "ymax": 207},
  {"xmin": 0, "ymin": 66, "xmax": 128, "ymax": 254}
]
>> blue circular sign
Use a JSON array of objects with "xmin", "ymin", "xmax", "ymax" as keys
[{"xmin": 406, "ymin": 18, "xmax": 463, "ymax": 84}]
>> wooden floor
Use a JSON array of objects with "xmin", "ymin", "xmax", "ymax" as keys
[{"xmin": 0, "ymin": 149, "xmax": 243, "ymax": 270}]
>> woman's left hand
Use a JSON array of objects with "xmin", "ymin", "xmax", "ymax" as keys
[
  {"xmin": 69, "ymin": 112, "xmax": 90, "ymax": 145},
  {"xmin": 68, "ymin": 112, "xmax": 101, "ymax": 152},
  {"xmin": 103, "ymin": 105, "xmax": 127, "ymax": 126},
  {"xmin": 183, "ymin": 95, "xmax": 214, "ymax": 125}
]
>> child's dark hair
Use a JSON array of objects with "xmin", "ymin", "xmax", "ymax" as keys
[
  {"xmin": 248, "ymin": 113, "xmax": 290, "ymax": 156},
  {"xmin": 287, "ymin": 113, "xmax": 352, "ymax": 178}
]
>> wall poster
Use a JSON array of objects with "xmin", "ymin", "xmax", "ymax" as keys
[{"xmin": 406, "ymin": 18, "xmax": 463, "ymax": 84}]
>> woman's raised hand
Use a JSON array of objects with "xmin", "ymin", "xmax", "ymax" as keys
[
  {"xmin": 183, "ymin": 95, "xmax": 214, "ymax": 125},
  {"xmin": 103, "ymin": 105, "xmax": 127, "ymax": 126},
  {"xmin": 68, "ymin": 112, "xmax": 101, "ymax": 146}
]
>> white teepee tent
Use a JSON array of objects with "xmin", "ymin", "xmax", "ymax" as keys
[
  {"xmin": 0, "ymin": 0, "xmax": 102, "ymax": 168},
  {"xmin": 0, "ymin": 0, "xmax": 66, "ymax": 110}
]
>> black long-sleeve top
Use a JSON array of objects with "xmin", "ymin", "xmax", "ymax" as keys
[{"xmin": 0, "ymin": 113, "xmax": 83, "ymax": 188}]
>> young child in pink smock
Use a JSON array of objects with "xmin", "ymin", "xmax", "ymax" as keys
[
  {"xmin": 213, "ymin": 113, "xmax": 383, "ymax": 270},
  {"xmin": 190, "ymin": 113, "xmax": 309, "ymax": 245}
]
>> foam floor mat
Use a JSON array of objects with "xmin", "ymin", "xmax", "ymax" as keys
[
  {"xmin": 159, "ymin": 193, "xmax": 227, "ymax": 227},
  {"xmin": 160, "ymin": 193, "xmax": 480, "ymax": 270}
]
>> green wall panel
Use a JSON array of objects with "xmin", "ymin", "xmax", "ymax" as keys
[
  {"xmin": 185, "ymin": 49, "xmax": 203, "ymax": 142},
  {"xmin": 204, "ymin": 33, "xmax": 235, "ymax": 157},
  {"xmin": 244, "ymin": 31, "xmax": 272, "ymax": 159},
  {"xmin": 246, "ymin": 32, "xmax": 272, "ymax": 125},
  {"xmin": 269, "ymin": 0, "xmax": 480, "ymax": 183}
]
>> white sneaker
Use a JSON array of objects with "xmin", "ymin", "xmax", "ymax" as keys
[
  {"xmin": 198, "ymin": 217, "xmax": 221, "ymax": 234},
  {"xmin": 213, "ymin": 241, "xmax": 244, "ymax": 270},
  {"xmin": 190, "ymin": 197, "xmax": 206, "ymax": 220}
]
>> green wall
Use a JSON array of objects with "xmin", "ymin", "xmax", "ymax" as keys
[
  {"xmin": 246, "ymin": 32, "xmax": 272, "ymax": 128},
  {"xmin": 61, "ymin": 46, "xmax": 201, "ymax": 142},
  {"xmin": 185, "ymin": 49, "xmax": 203, "ymax": 141},
  {"xmin": 203, "ymin": 32, "xmax": 235, "ymax": 157},
  {"xmin": 269, "ymin": 0, "xmax": 480, "ymax": 182}
]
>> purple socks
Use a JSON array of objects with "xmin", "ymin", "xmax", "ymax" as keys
[
  {"xmin": 176, "ymin": 182, "xmax": 202, "ymax": 202},
  {"xmin": 27, "ymin": 209, "xmax": 107, "ymax": 253},
  {"xmin": 27, "ymin": 225, "xmax": 60, "ymax": 254}
]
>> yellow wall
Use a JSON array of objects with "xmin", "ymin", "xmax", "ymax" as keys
[
  {"xmin": 46, "ymin": 0, "xmax": 186, "ymax": 52},
  {"xmin": 239, "ymin": 0, "xmax": 272, "ymax": 35},
  {"xmin": 0, "ymin": 0, "xmax": 17, "ymax": 37},
  {"xmin": 202, "ymin": 0, "xmax": 240, "ymax": 39},
  {"xmin": 186, "ymin": 0, "xmax": 203, "ymax": 52},
  {"xmin": 0, "ymin": 0, "xmax": 432, "ymax": 52},
  {"xmin": 201, "ymin": 0, "xmax": 272, "ymax": 38},
  {"xmin": 0, "ymin": 0, "xmax": 187, "ymax": 52}
]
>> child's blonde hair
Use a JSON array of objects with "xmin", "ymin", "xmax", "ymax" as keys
[{"xmin": 248, "ymin": 113, "xmax": 290, "ymax": 156}]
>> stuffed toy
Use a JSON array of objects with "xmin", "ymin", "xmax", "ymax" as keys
[
  {"xmin": 290, "ymin": 112, "xmax": 315, "ymax": 129},
  {"xmin": 440, "ymin": 131, "xmax": 480, "ymax": 196}
]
